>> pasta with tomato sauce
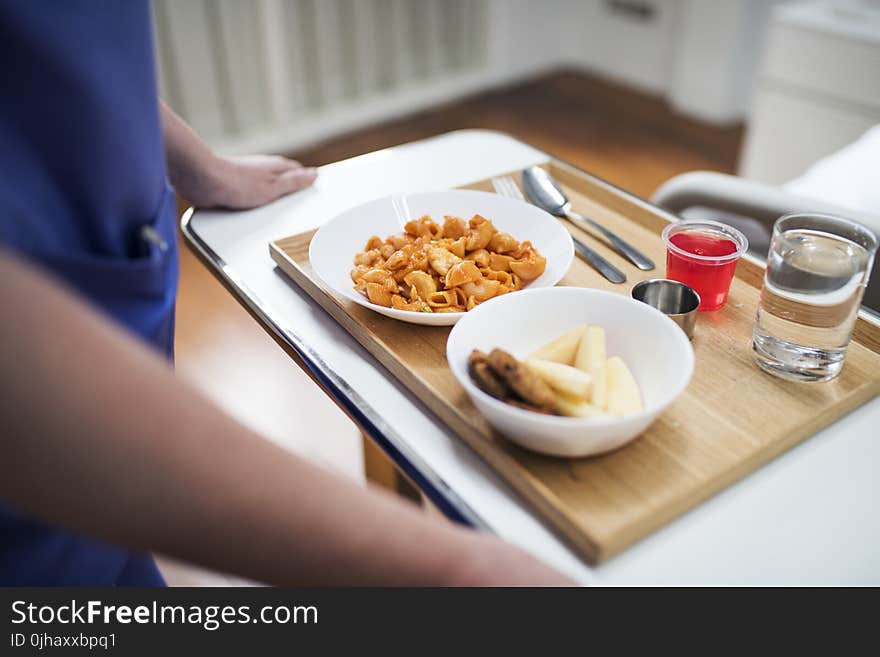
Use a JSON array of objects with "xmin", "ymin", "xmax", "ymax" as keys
[{"xmin": 351, "ymin": 214, "xmax": 547, "ymax": 313}]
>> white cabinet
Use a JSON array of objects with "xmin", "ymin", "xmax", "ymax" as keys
[{"xmin": 739, "ymin": 0, "xmax": 880, "ymax": 184}]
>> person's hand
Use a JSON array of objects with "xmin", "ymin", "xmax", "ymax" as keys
[
  {"xmin": 161, "ymin": 102, "xmax": 317, "ymax": 210},
  {"xmin": 448, "ymin": 534, "xmax": 576, "ymax": 587},
  {"xmin": 187, "ymin": 154, "xmax": 318, "ymax": 210}
]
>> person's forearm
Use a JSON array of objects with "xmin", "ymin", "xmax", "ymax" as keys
[
  {"xmin": 159, "ymin": 101, "xmax": 317, "ymax": 209},
  {"xmin": 0, "ymin": 254, "xmax": 484, "ymax": 585},
  {"xmin": 159, "ymin": 101, "xmax": 222, "ymax": 204}
]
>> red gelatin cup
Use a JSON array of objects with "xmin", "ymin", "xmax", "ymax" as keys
[{"xmin": 661, "ymin": 220, "xmax": 748, "ymax": 311}]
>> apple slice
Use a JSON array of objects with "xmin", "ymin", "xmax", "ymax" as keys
[
  {"xmin": 574, "ymin": 325, "xmax": 607, "ymax": 408},
  {"xmin": 606, "ymin": 356, "xmax": 643, "ymax": 415},
  {"xmin": 525, "ymin": 359, "xmax": 593, "ymax": 400},
  {"xmin": 528, "ymin": 324, "xmax": 588, "ymax": 364},
  {"xmin": 555, "ymin": 393, "xmax": 609, "ymax": 419}
]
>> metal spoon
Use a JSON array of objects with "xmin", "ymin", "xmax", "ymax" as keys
[
  {"xmin": 492, "ymin": 174, "xmax": 625, "ymax": 283},
  {"xmin": 522, "ymin": 166, "xmax": 655, "ymax": 271}
]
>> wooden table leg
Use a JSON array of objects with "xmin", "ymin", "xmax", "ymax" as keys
[{"xmin": 361, "ymin": 433, "xmax": 422, "ymax": 503}]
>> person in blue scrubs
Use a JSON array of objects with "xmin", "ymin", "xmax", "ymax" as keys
[
  {"xmin": 0, "ymin": 2, "xmax": 570, "ymax": 586},
  {"xmin": 0, "ymin": 1, "xmax": 316, "ymax": 586}
]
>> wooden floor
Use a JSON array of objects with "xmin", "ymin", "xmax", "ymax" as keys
[
  {"xmin": 296, "ymin": 70, "xmax": 743, "ymax": 197},
  {"xmin": 174, "ymin": 69, "xmax": 743, "ymax": 485}
]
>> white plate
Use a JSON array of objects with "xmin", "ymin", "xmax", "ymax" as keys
[
  {"xmin": 447, "ymin": 287, "xmax": 694, "ymax": 457},
  {"xmin": 308, "ymin": 190, "xmax": 575, "ymax": 326}
]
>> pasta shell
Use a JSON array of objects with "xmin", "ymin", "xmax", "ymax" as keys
[
  {"xmin": 405, "ymin": 215, "xmax": 442, "ymax": 239},
  {"xmin": 389, "ymin": 233, "xmax": 412, "ymax": 249},
  {"xmin": 465, "ymin": 220, "xmax": 495, "ymax": 251},
  {"xmin": 509, "ymin": 253, "xmax": 547, "ymax": 281},
  {"xmin": 442, "ymin": 216, "xmax": 467, "ymax": 239},
  {"xmin": 384, "ymin": 248, "xmax": 411, "ymax": 270},
  {"xmin": 447, "ymin": 236, "xmax": 467, "ymax": 259},
  {"xmin": 485, "ymin": 269, "xmax": 513, "ymax": 287},
  {"xmin": 488, "ymin": 231, "xmax": 519, "ymax": 254},
  {"xmin": 404, "ymin": 270, "xmax": 437, "ymax": 299},
  {"xmin": 445, "ymin": 260, "xmax": 483, "ymax": 288},
  {"xmin": 361, "ymin": 268, "xmax": 396, "ymax": 291},
  {"xmin": 428, "ymin": 246, "xmax": 461, "ymax": 276},
  {"xmin": 488, "ymin": 252, "xmax": 512, "ymax": 271},
  {"xmin": 461, "ymin": 279, "xmax": 502, "ymax": 302},
  {"xmin": 365, "ymin": 282, "xmax": 393, "ymax": 307},
  {"xmin": 465, "ymin": 248, "xmax": 490, "ymax": 268},
  {"xmin": 350, "ymin": 265, "xmax": 369, "ymax": 283},
  {"xmin": 354, "ymin": 249, "xmax": 382, "ymax": 266},
  {"xmin": 427, "ymin": 290, "xmax": 458, "ymax": 308}
]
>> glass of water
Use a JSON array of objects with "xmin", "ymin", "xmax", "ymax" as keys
[{"xmin": 752, "ymin": 213, "xmax": 877, "ymax": 381}]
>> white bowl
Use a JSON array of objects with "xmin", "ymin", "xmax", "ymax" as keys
[
  {"xmin": 446, "ymin": 287, "xmax": 694, "ymax": 457},
  {"xmin": 309, "ymin": 190, "xmax": 574, "ymax": 326}
]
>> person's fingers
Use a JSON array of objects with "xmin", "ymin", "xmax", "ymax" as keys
[
  {"xmin": 233, "ymin": 154, "xmax": 299, "ymax": 173},
  {"xmin": 272, "ymin": 166, "xmax": 318, "ymax": 198},
  {"xmin": 268, "ymin": 156, "xmax": 302, "ymax": 173}
]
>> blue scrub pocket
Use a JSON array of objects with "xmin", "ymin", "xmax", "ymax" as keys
[{"xmin": 32, "ymin": 184, "xmax": 179, "ymax": 357}]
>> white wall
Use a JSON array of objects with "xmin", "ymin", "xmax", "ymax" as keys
[
  {"xmin": 558, "ymin": 0, "xmax": 777, "ymax": 126},
  {"xmin": 486, "ymin": 0, "xmax": 573, "ymax": 80},
  {"xmin": 739, "ymin": 0, "xmax": 880, "ymax": 183},
  {"xmin": 577, "ymin": 0, "xmax": 681, "ymax": 95},
  {"xmin": 153, "ymin": 0, "xmax": 774, "ymax": 154},
  {"xmin": 667, "ymin": 0, "xmax": 780, "ymax": 124},
  {"xmin": 155, "ymin": 0, "xmax": 499, "ymax": 154},
  {"xmin": 489, "ymin": 0, "xmax": 776, "ymax": 126}
]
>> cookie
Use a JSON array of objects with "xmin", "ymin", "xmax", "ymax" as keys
[{"xmin": 487, "ymin": 348, "xmax": 558, "ymax": 413}]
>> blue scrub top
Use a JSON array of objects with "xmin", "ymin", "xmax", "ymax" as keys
[{"xmin": 0, "ymin": 1, "xmax": 177, "ymax": 585}]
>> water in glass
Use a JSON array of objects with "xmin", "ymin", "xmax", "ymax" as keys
[{"xmin": 753, "ymin": 216, "xmax": 876, "ymax": 382}]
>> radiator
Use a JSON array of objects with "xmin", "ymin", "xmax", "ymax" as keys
[{"xmin": 152, "ymin": 0, "xmax": 490, "ymax": 153}]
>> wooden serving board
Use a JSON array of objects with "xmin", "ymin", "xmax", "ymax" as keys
[{"xmin": 269, "ymin": 160, "xmax": 880, "ymax": 563}]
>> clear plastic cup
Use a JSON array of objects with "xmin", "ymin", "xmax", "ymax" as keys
[{"xmin": 662, "ymin": 220, "xmax": 749, "ymax": 311}]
